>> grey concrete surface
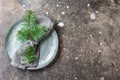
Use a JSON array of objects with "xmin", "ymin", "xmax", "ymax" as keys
[{"xmin": 0, "ymin": 0, "xmax": 120, "ymax": 80}]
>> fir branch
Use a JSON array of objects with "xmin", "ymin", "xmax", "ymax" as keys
[
  {"xmin": 17, "ymin": 10, "xmax": 48, "ymax": 42},
  {"xmin": 23, "ymin": 46, "xmax": 36, "ymax": 63},
  {"xmin": 17, "ymin": 10, "xmax": 48, "ymax": 63}
]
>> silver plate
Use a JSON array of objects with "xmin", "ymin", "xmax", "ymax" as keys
[{"xmin": 5, "ymin": 20, "xmax": 59, "ymax": 70}]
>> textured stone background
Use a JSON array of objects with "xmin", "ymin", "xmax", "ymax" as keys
[{"xmin": 0, "ymin": 0, "xmax": 120, "ymax": 80}]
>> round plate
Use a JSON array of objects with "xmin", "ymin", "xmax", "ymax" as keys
[{"xmin": 5, "ymin": 20, "xmax": 59, "ymax": 70}]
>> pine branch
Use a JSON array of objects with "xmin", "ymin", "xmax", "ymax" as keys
[
  {"xmin": 17, "ymin": 10, "xmax": 48, "ymax": 42},
  {"xmin": 17, "ymin": 10, "xmax": 48, "ymax": 63},
  {"xmin": 23, "ymin": 46, "xmax": 36, "ymax": 63}
]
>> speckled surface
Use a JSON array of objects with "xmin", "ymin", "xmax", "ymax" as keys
[{"xmin": 0, "ymin": 0, "xmax": 120, "ymax": 80}]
